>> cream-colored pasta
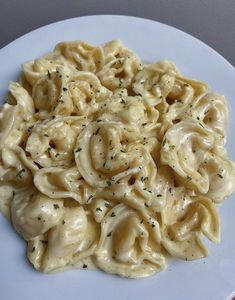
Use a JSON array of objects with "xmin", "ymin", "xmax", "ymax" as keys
[
  {"xmin": 0, "ymin": 40, "xmax": 235, "ymax": 278},
  {"xmin": 94, "ymin": 204, "xmax": 165, "ymax": 278}
]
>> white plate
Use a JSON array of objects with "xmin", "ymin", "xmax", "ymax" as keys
[{"xmin": 0, "ymin": 15, "xmax": 235, "ymax": 300}]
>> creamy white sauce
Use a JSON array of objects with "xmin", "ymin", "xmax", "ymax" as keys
[{"xmin": 0, "ymin": 39, "xmax": 234, "ymax": 278}]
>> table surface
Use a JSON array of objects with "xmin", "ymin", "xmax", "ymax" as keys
[{"xmin": 0, "ymin": 0, "xmax": 235, "ymax": 67}]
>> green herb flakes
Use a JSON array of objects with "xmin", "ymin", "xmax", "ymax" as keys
[
  {"xmin": 162, "ymin": 139, "xmax": 167, "ymax": 147},
  {"xmin": 28, "ymin": 125, "xmax": 34, "ymax": 132},
  {"xmin": 16, "ymin": 169, "xmax": 25, "ymax": 178}
]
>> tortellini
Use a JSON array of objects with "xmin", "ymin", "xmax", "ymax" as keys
[
  {"xmin": 0, "ymin": 40, "xmax": 234, "ymax": 278},
  {"xmin": 94, "ymin": 204, "xmax": 165, "ymax": 278}
]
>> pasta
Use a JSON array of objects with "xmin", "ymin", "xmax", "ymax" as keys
[{"xmin": 0, "ymin": 39, "xmax": 235, "ymax": 278}]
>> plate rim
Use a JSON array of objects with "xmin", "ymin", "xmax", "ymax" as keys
[
  {"xmin": 0, "ymin": 14, "xmax": 235, "ymax": 300},
  {"xmin": 0, "ymin": 14, "xmax": 234, "ymax": 72}
]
